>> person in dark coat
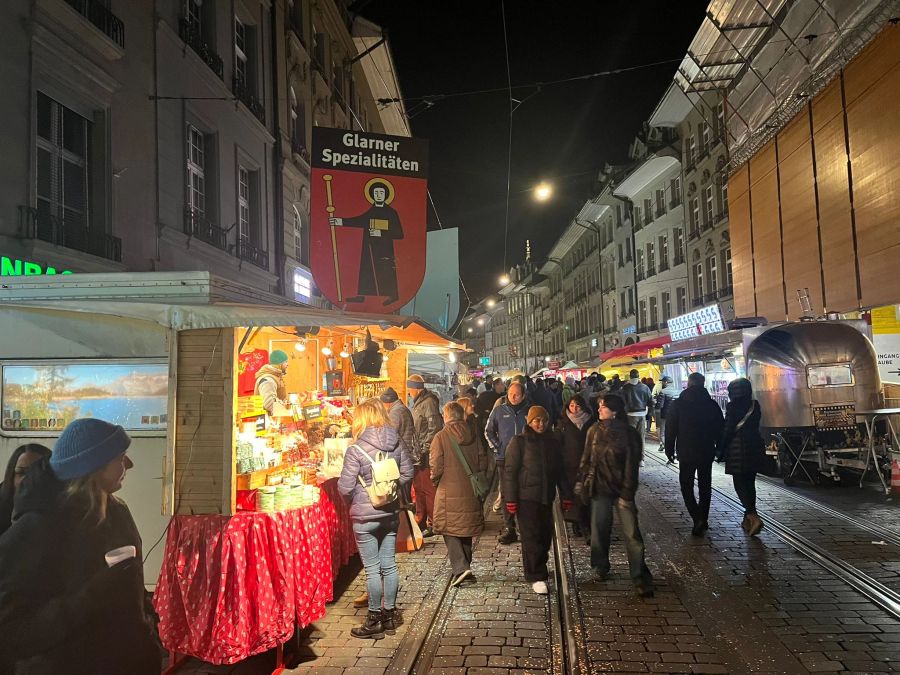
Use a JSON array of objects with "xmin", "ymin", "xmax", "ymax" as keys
[
  {"xmin": 408, "ymin": 374, "xmax": 443, "ymax": 537},
  {"xmin": 503, "ymin": 406, "xmax": 573, "ymax": 595},
  {"xmin": 475, "ymin": 378, "xmax": 505, "ymax": 438},
  {"xmin": 431, "ymin": 402, "xmax": 490, "ymax": 586},
  {"xmin": 664, "ymin": 372, "xmax": 725, "ymax": 536},
  {"xmin": 0, "ymin": 419, "xmax": 160, "ymax": 674},
  {"xmin": 555, "ymin": 396, "xmax": 595, "ymax": 539},
  {"xmin": 720, "ymin": 378, "xmax": 767, "ymax": 536},
  {"xmin": 338, "ymin": 399, "xmax": 415, "ymax": 639},
  {"xmin": 532, "ymin": 379, "xmax": 559, "ymax": 425},
  {"xmin": 578, "ymin": 395, "xmax": 654, "ymax": 597},
  {"xmin": 0, "ymin": 443, "xmax": 51, "ymax": 538}
]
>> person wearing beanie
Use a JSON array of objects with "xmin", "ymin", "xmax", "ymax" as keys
[
  {"xmin": 407, "ymin": 374, "xmax": 443, "ymax": 538},
  {"xmin": 502, "ymin": 405, "xmax": 573, "ymax": 595},
  {"xmin": 255, "ymin": 350, "xmax": 290, "ymax": 416},
  {"xmin": 0, "ymin": 418, "xmax": 160, "ymax": 673},
  {"xmin": 720, "ymin": 378, "xmax": 766, "ymax": 536}
]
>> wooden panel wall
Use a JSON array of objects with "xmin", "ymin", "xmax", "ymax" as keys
[
  {"xmin": 844, "ymin": 28, "xmax": 900, "ymax": 309},
  {"xmin": 749, "ymin": 142, "xmax": 787, "ymax": 321},
  {"xmin": 812, "ymin": 80, "xmax": 858, "ymax": 312},
  {"xmin": 173, "ymin": 328, "xmax": 236, "ymax": 515},
  {"xmin": 728, "ymin": 165, "xmax": 756, "ymax": 317},
  {"xmin": 777, "ymin": 113, "xmax": 823, "ymax": 319}
]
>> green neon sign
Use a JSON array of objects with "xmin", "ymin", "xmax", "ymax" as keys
[{"xmin": 1, "ymin": 256, "xmax": 72, "ymax": 276}]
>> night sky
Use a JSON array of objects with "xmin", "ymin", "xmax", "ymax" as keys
[{"xmin": 357, "ymin": 1, "xmax": 711, "ymax": 304}]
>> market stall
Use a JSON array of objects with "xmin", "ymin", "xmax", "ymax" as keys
[
  {"xmin": 596, "ymin": 337, "xmax": 668, "ymax": 381},
  {"xmin": 0, "ymin": 272, "xmax": 465, "ymax": 669}
]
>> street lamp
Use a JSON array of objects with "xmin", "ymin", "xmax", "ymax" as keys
[
  {"xmin": 499, "ymin": 274, "xmax": 510, "ymax": 286},
  {"xmin": 486, "ymin": 298, "xmax": 496, "ymax": 308},
  {"xmin": 533, "ymin": 182, "xmax": 553, "ymax": 202},
  {"xmin": 467, "ymin": 327, "xmax": 473, "ymax": 334},
  {"xmin": 477, "ymin": 318, "xmax": 485, "ymax": 326}
]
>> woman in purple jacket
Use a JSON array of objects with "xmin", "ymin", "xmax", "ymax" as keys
[{"xmin": 338, "ymin": 399, "xmax": 414, "ymax": 640}]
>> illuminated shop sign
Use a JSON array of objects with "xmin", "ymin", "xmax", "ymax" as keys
[
  {"xmin": 667, "ymin": 304, "xmax": 726, "ymax": 341},
  {"xmin": 1, "ymin": 256, "xmax": 72, "ymax": 276}
]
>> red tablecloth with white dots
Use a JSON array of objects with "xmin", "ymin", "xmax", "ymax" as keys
[{"xmin": 152, "ymin": 478, "xmax": 356, "ymax": 665}]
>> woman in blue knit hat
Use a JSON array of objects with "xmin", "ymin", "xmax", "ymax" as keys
[{"xmin": 0, "ymin": 418, "xmax": 160, "ymax": 674}]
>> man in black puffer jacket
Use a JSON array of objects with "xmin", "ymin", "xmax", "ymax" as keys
[{"xmin": 664, "ymin": 372, "xmax": 725, "ymax": 536}]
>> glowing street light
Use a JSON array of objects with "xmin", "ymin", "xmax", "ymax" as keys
[
  {"xmin": 533, "ymin": 182, "xmax": 553, "ymax": 202},
  {"xmin": 499, "ymin": 274, "xmax": 510, "ymax": 286},
  {"xmin": 477, "ymin": 318, "xmax": 485, "ymax": 326},
  {"xmin": 467, "ymin": 327, "xmax": 474, "ymax": 334},
  {"xmin": 486, "ymin": 298, "xmax": 496, "ymax": 308}
]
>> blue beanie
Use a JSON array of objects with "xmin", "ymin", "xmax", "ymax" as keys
[{"xmin": 51, "ymin": 418, "xmax": 132, "ymax": 481}]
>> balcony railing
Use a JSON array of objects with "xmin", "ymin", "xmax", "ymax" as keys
[
  {"xmin": 692, "ymin": 296, "xmax": 704, "ymax": 308},
  {"xmin": 644, "ymin": 212, "xmax": 652, "ymax": 226},
  {"xmin": 636, "ymin": 269, "xmax": 646, "ymax": 282},
  {"xmin": 670, "ymin": 195, "xmax": 682, "ymax": 209},
  {"xmin": 704, "ymin": 291, "xmax": 720, "ymax": 304},
  {"xmin": 701, "ymin": 219, "xmax": 713, "ymax": 233},
  {"xmin": 238, "ymin": 236, "xmax": 269, "ymax": 270},
  {"xmin": 688, "ymin": 227, "xmax": 700, "ymax": 241},
  {"xmin": 233, "ymin": 76, "xmax": 265, "ymax": 124},
  {"xmin": 717, "ymin": 285, "xmax": 734, "ymax": 299},
  {"xmin": 674, "ymin": 253, "xmax": 685, "ymax": 266},
  {"xmin": 655, "ymin": 204, "xmax": 666, "ymax": 218},
  {"xmin": 19, "ymin": 205, "xmax": 122, "ymax": 262},
  {"xmin": 64, "ymin": 0, "xmax": 125, "ymax": 48},
  {"xmin": 601, "ymin": 282, "xmax": 615, "ymax": 293},
  {"xmin": 659, "ymin": 259, "xmax": 670, "ymax": 273},
  {"xmin": 184, "ymin": 208, "xmax": 227, "ymax": 251},
  {"xmin": 179, "ymin": 17, "xmax": 223, "ymax": 79},
  {"xmin": 685, "ymin": 158, "xmax": 696, "ymax": 173},
  {"xmin": 646, "ymin": 265, "xmax": 656, "ymax": 278},
  {"xmin": 714, "ymin": 209, "xmax": 729, "ymax": 224}
]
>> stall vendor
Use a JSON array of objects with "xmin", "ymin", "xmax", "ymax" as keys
[{"xmin": 255, "ymin": 350, "xmax": 289, "ymax": 416}]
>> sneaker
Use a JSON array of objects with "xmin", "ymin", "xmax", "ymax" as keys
[
  {"xmin": 635, "ymin": 583, "xmax": 655, "ymax": 598},
  {"xmin": 350, "ymin": 610, "xmax": 385, "ymax": 639},
  {"xmin": 532, "ymin": 580, "xmax": 549, "ymax": 595},
  {"xmin": 352, "ymin": 591, "xmax": 369, "ymax": 608},
  {"xmin": 498, "ymin": 529, "xmax": 518, "ymax": 545},
  {"xmin": 450, "ymin": 569, "xmax": 472, "ymax": 587},
  {"xmin": 421, "ymin": 527, "xmax": 435, "ymax": 538}
]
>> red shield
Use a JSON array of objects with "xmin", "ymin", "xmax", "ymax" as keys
[{"xmin": 310, "ymin": 128, "xmax": 429, "ymax": 313}]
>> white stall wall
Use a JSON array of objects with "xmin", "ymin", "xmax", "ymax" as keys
[{"xmin": 0, "ymin": 307, "xmax": 171, "ymax": 586}]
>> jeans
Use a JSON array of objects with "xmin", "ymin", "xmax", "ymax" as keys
[
  {"xmin": 733, "ymin": 472, "xmax": 758, "ymax": 515},
  {"xmin": 590, "ymin": 495, "xmax": 652, "ymax": 585},
  {"xmin": 679, "ymin": 460, "xmax": 713, "ymax": 523},
  {"xmin": 412, "ymin": 466, "xmax": 435, "ymax": 528},
  {"xmin": 655, "ymin": 414, "xmax": 667, "ymax": 445},
  {"xmin": 496, "ymin": 459, "xmax": 517, "ymax": 533},
  {"xmin": 353, "ymin": 517, "xmax": 400, "ymax": 611},
  {"xmin": 518, "ymin": 500, "xmax": 553, "ymax": 582},
  {"xmin": 445, "ymin": 535, "xmax": 473, "ymax": 575}
]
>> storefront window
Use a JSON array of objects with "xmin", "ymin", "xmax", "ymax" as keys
[{"xmin": 1, "ymin": 361, "xmax": 168, "ymax": 433}]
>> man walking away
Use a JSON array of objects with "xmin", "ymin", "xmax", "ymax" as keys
[
  {"xmin": 653, "ymin": 376, "xmax": 678, "ymax": 451},
  {"xmin": 485, "ymin": 381, "xmax": 530, "ymax": 544},
  {"xmin": 408, "ymin": 374, "xmax": 443, "ymax": 537},
  {"xmin": 664, "ymin": 372, "xmax": 724, "ymax": 536},
  {"xmin": 475, "ymin": 379, "xmax": 505, "ymax": 439},
  {"xmin": 621, "ymin": 369, "xmax": 652, "ymax": 436}
]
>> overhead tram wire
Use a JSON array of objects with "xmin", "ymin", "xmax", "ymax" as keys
[{"xmin": 501, "ymin": 0, "xmax": 513, "ymax": 273}]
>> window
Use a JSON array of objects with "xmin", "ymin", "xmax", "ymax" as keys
[
  {"xmin": 234, "ymin": 18, "xmax": 248, "ymax": 86},
  {"xmin": 646, "ymin": 242, "xmax": 655, "ymax": 273},
  {"xmin": 707, "ymin": 255, "xmax": 718, "ymax": 294},
  {"xmin": 626, "ymin": 239, "xmax": 632, "ymax": 262},
  {"xmin": 693, "ymin": 262, "xmax": 704, "ymax": 299},
  {"xmin": 185, "ymin": 0, "xmax": 202, "ymax": 33},
  {"xmin": 662, "ymin": 291, "xmax": 671, "ymax": 322},
  {"xmin": 659, "ymin": 234, "xmax": 668, "ymax": 268},
  {"xmin": 238, "ymin": 166, "xmax": 252, "ymax": 241},
  {"xmin": 639, "ymin": 299, "xmax": 648, "ymax": 330},
  {"xmin": 288, "ymin": 0, "xmax": 305, "ymax": 37},
  {"xmin": 620, "ymin": 290, "xmax": 627, "ymax": 314},
  {"xmin": 702, "ymin": 121, "xmax": 711, "ymax": 153},
  {"xmin": 671, "ymin": 176, "xmax": 681, "ymax": 204},
  {"xmin": 704, "ymin": 186, "xmax": 714, "ymax": 225},
  {"xmin": 643, "ymin": 198, "xmax": 652, "ymax": 224},
  {"xmin": 723, "ymin": 247, "xmax": 732, "ymax": 289},
  {"xmin": 720, "ymin": 181, "xmax": 728, "ymax": 215},
  {"xmin": 633, "ymin": 205, "xmax": 642, "ymax": 229},
  {"xmin": 636, "ymin": 248, "xmax": 644, "ymax": 277},
  {"xmin": 293, "ymin": 205, "xmax": 303, "ymax": 261},
  {"xmin": 674, "ymin": 228, "xmax": 684, "ymax": 263},
  {"xmin": 691, "ymin": 198, "xmax": 700, "ymax": 232},
  {"xmin": 649, "ymin": 296, "xmax": 658, "ymax": 326},
  {"xmin": 186, "ymin": 124, "xmax": 206, "ymax": 215},
  {"xmin": 688, "ymin": 135, "xmax": 696, "ymax": 165},
  {"xmin": 656, "ymin": 189, "xmax": 665, "ymax": 214},
  {"xmin": 676, "ymin": 287, "xmax": 687, "ymax": 314},
  {"xmin": 289, "ymin": 87, "xmax": 306, "ymax": 154},
  {"xmin": 312, "ymin": 25, "xmax": 326, "ymax": 73},
  {"xmin": 36, "ymin": 92, "xmax": 91, "ymax": 234},
  {"xmin": 628, "ymin": 288, "xmax": 634, "ymax": 314},
  {"xmin": 716, "ymin": 101, "xmax": 725, "ymax": 140}
]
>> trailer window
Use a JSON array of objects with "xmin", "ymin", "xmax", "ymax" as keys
[
  {"xmin": 807, "ymin": 364, "xmax": 853, "ymax": 388},
  {"xmin": 1, "ymin": 361, "xmax": 168, "ymax": 433}
]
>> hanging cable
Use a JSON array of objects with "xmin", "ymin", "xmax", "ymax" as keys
[{"xmin": 501, "ymin": 0, "xmax": 513, "ymax": 273}]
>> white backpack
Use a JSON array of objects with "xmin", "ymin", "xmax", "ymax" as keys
[{"xmin": 354, "ymin": 444, "xmax": 400, "ymax": 508}]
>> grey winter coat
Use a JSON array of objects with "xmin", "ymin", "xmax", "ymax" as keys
[
  {"xmin": 621, "ymin": 379, "xmax": 653, "ymax": 413},
  {"xmin": 387, "ymin": 399, "xmax": 420, "ymax": 462},
  {"xmin": 430, "ymin": 420, "xmax": 489, "ymax": 537},
  {"xmin": 338, "ymin": 425, "xmax": 415, "ymax": 523},
  {"xmin": 411, "ymin": 390, "xmax": 443, "ymax": 467}
]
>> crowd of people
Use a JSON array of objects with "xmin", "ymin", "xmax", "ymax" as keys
[{"xmin": 0, "ymin": 368, "xmax": 769, "ymax": 664}]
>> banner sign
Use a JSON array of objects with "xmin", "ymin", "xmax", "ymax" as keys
[
  {"xmin": 311, "ymin": 128, "xmax": 429, "ymax": 312},
  {"xmin": 667, "ymin": 304, "xmax": 726, "ymax": 341}
]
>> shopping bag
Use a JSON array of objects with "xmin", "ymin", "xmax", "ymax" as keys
[{"xmin": 396, "ymin": 508, "xmax": 424, "ymax": 552}]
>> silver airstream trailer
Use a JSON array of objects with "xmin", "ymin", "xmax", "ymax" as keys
[{"xmin": 744, "ymin": 320, "xmax": 891, "ymax": 488}]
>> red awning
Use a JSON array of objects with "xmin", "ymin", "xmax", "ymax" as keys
[{"xmin": 598, "ymin": 335, "xmax": 670, "ymax": 363}]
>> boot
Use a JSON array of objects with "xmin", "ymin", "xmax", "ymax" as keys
[
  {"xmin": 498, "ymin": 528, "xmax": 518, "ymax": 545},
  {"xmin": 747, "ymin": 514, "xmax": 764, "ymax": 536},
  {"xmin": 381, "ymin": 608, "xmax": 398, "ymax": 635},
  {"xmin": 350, "ymin": 610, "xmax": 384, "ymax": 639},
  {"xmin": 691, "ymin": 519, "xmax": 707, "ymax": 537},
  {"xmin": 352, "ymin": 591, "xmax": 369, "ymax": 608},
  {"xmin": 740, "ymin": 514, "xmax": 750, "ymax": 533}
]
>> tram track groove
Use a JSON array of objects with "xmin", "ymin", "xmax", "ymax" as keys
[{"xmin": 645, "ymin": 452, "xmax": 900, "ymax": 621}]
